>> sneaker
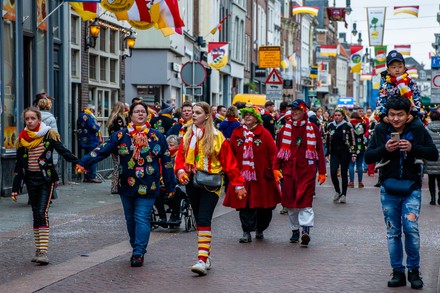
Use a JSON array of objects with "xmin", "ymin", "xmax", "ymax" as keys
[
  {"xmin": 408, "ymin": 268, "xmax": 423, "ymax": 289},
  {"xmin": 280, "ymin": 207, "xmax": 288, "ymax": 215},
  {"xmin": 387, "ymin": 269, "xmax": 406, "ymax": 287},
  {"xmin": 130, "ymin": 254, "xmax": 144, "ymax": 267},
  {"xmin": 255, "ymin": 231, "xmax": 264, "ymax": 239},
  {"xmin": 290, "ymin": 229, "xmax": 300, "ymax": 243},
  {"xmin": 300, "ymin": 232, "xmax": 310, "ymax": 246},
  {"xmin": 333, "ymin": 193, "xmax": 341, "ymax": 202},
  {"xmin": 191, "ymin": 260, "xmax": 208, "ymax": 276},
  {"xmin": 205, "ymin": 257, "xmax": 211, "ymax": 270},
  {"xmin": 35, "ymin": 250, "xmax": 49, "ymax": 265},
  {"xmin": 348, "ymin": 182, "xmax": 354, "ymax": 188},
  {"xmin": 31, "ymin": 249, "xmax": 40, "ymax": 262},
  {"xmin": 358, "ymin": 182, "xmax": 364, "ymax": 188},
  {"xmin": 339, "ymin": 195, "xmax": 346, "ymax": 204},
  {"xmin": 239, "ymin": 232, "xmax": 252, "ymax": 243}
]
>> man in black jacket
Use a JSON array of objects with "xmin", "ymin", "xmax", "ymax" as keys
[{"xmin": 365, "ymin": 97, "xmax": 438, "ymax": 289}]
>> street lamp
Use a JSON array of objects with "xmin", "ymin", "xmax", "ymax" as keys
[
  {"xmin": 345, "ymin": 0, "xmax": 352, "ymax": 15},
  {"xmin": 122, "ymin": 31, "xmax": 136, "ymax": 59},
  {"xmin": 357, "ymin": 32, "xmax": 363, "ymax": 45},
  {"xmin": 351, "ymin": 22, "xmax": 358, "ymax": 37},
  {"xmin": 85, "ymin": 19, "xmax": 101, "ymax": 50}
]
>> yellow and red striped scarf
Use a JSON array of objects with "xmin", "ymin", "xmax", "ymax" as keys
[
  {"xmin": 386, "ymin": 73, "xmax": 415, "ymax": 107},
  {"xmin": 185, "ymin": 125, "xmax": 204, "ymax": 172},
  {"xmin": 127, "ymin": 122, "xmax": 150, "ymax": 161},
  {"xmin": 18, "ymin": 122, "xmax": 51, "ymax": 149}
]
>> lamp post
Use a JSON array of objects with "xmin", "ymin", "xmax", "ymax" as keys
[
  {"xmin": 85, "ymin": 19, "xmax": 101, "ymax": 50},
  {"xmin": 122, "ymin": 31, "xmax": 136, "ymax": 59}
]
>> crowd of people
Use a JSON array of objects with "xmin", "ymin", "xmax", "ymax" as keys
[{"xmin": 10, "ymin": 50, "xmax": 440, "ymax": 289}]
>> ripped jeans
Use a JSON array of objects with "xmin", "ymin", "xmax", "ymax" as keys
[{"xmin": 380, "ymin": 187, "xmax": 421, "ymax": 271}]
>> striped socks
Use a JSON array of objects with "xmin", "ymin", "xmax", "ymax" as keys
[
  {"xmin": 197, "ymin": 226, "xmax": 211, "ymax": 262},
  {"xmin": 34, "ymin": 226, "xmax": 49, "ymax": 252}
]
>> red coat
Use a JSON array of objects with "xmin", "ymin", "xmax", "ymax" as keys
[
  {"xmin": 223, "ymin": 124, "xmax": 281, "ymax": 209},
  {"xmin": 274, "ymin": 123, "xmax": 326, "ymax": 208}
]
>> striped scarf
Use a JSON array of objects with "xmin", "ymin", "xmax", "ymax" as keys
[
  {"xmin": 277, "ymin": 119, "xmax": 318, "ymax": 161},
  {"xmin": 178, "ymin": 118, "xmax": 192, "ymax": 138},
  {"xmin": 386, "ymin": 73, "xmax": 415, "ymax": 107},
  {"xmin": 185, "ymin": 125, "xmax": 204, "ymax": 171},
  {"xmin": 127, "ymin": 122, "xmax": 150, "ymax": 161},
  {"xmin": 18, "ymin": 122, "xmax": 51, "ymax": 149},
  {"xmin": 241, "ymin": 125, "xmax": 256, "ymax": 181}
]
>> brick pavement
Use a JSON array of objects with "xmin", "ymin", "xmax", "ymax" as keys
[{"xmin": 1, "ymin": 173, "xmax": 440, "ymax": 292}]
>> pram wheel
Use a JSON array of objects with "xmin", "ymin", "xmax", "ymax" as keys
[{"xmin": 181, "ymin": 197, "xmax": 196, "ymax": 232}]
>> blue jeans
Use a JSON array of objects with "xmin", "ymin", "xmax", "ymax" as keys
[
  {"xmin": 82, "ymin": 146, "xmax": 98, "ymax": 180},
  {"xmin": 380, "ymin": 187, "xmax": 421, "ymax": 271},
  {"xmin": 349, "ymin": 153, "xmax": 364, "ymax": 183},
  {"xmin": 120, "ymin": 196, "xmax": 156, "ymax": 255}
]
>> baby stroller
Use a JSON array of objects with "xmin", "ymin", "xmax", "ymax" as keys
[{"xmin": 151, "ymin": 186, "xmax": 196, "ymax": 232}]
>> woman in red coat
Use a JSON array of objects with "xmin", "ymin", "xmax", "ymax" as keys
[{"xmin": 224, "ymin": 107, "xmax": 281, "ymax": 243}]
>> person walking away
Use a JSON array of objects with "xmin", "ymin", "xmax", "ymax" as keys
[
  {"xmin": 261, "ymin": 101, "xmax": 276, "ymax": 139},
  {"xmin": 348, "ymin": 111, "xmax": 367, "ymax": 188},
  {"xmin": 77, "ymin": 105, "xmax": 102, "ymax": 183},
  {"xmin": 106, "ymin": 102, "xmax": 126, "ymax": 194},
  {"xmin": 223, "ymin": 106, "xmax": 281, "ymax": 242},
  {"xmin": 76, "ymin": 102, "xmax": 175, "ymax": 267},
  {"xmin": 150, "ymin": 102, "xmax": 175, "ymax": 135},
  {"xmin": 219, "ymin": 105, "xmax": 241, "ymax": 140},
  {"xmin": 174, "ymin": 102, "xmax": 246, "ymax": 276},
  {"xmin": 274, "ymin": 99, "xmax": 326, "ymax": 245},
  {"xmin": 424, "ymin": 108, "xmax": 440, "ymax": 205},
  {"xmin": 11, "ymin": 107, "xmax": 79, "ymax": 265},
  {"xmin": 365, "ymin": 97, "xmax": 438, "ymax": 289},
  {"xmin": 326, "ymin": 108, "xmax": 356, "ymax": 203}
]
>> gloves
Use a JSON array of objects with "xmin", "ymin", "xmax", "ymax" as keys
[
  {"xmin": 167, "ymin": 191, "xmax": 175, "ymax": 198},
  {"xmin": 177, "ymin": 170, "xmax": 190, "ymax": 185},
  {"xmin": 273, "ymin": 170, "xmax": 283, "ymax": 184},
  {"xmin": 75, "ymin": 164, "xmax": 87, "ymax": 174},
  {"xmin": 235, "ymin": 187, "xmax": 247, "ymax": 200},
  {"xmin": 11, "ymin": 192, "xmax": 18, "ymax": 202},
  {"xmin": 318, "ymin": 174, "xmax": 326, "ymax": 185}
]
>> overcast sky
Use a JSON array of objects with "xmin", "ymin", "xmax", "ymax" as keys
[{"xmin": 335, "ymin": 0, "xmax": 439, "ymax": 68}]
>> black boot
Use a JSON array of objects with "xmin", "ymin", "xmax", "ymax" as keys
[
  {"xmin": 289, "ymin": 229, "xmax": 300, "ymax": 243},
  {"xmin": 430, "ymin": 194, "xmax": 436, "ymax": 205},
  {"xmin": 408, "ymin": 268, "xmax": 423, "ymax": 289},
  {"xmin": 239, "ymin": 232, "xmax": 252, "ymax": 243},
  {"xmin": 438, "ymin": 192, "xmax": 440, "ymax": 205},
  {"xmin": 387, "ymin": 269, "xmax": 406, "ymax": 287}
]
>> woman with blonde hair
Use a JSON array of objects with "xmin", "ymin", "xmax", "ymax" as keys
[
  {"xmin": 175, "ymin": 102, "xmax": 246, "ymax": 276},
  {"xmin": 106, "ymin": 101, "xmax": 127, "ymax": 194}
]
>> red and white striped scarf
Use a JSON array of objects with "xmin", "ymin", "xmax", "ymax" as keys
[
  {"xmin": 277, "ymin": 119, "xmax": 318, "ymax": 161},
  {"xmin": 241, "ymin": 125, "xmax": 256, "ymax": 181}
]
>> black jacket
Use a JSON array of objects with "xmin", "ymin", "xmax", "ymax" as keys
[
  {"xmin": 13, "ymin": 130, "xmax": 78, "ymax": 192},
  {"xmin": 365, "ymin": 122, "xmax": 438, "ymax": 185}
]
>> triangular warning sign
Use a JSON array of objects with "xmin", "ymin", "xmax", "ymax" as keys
[{"xmin": 265, "ymin": 69, "xmax": 283, "ymax": 84}]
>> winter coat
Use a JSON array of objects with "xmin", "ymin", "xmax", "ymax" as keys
[
  {"xmin": 365, "ymin": 121, "xmax": 438, "ymax": 186},
  {"xmin": 41, "ymin": 110, "xmax": 59, "ymax": 164},
  {"xmin": 274, "ymin": 122, "xmax": 326, "ymax": 208},
  {"xmin": 77, "ymin": 111, "xmax": 101, "ymax": 148},
  {"xmin": 325, "ymin": 121, "xmax": 356, "ymax": 157},
  {"xmin": 219, "ymin": 119, "xmax": 241, "ymax": 140},
  {"xmin": 223, "ymin": 124, "xmax": 281, "ymax": 209},
  {"xmin": 424, "ymin": 121, "xmax": 440, "ymax": 175},
  {"xmin": 150, "ymin": 114, "xmax": 175, "ymax": 135},
  {"xmin": 108, "ymin": 115, "xmax": 125, "ymax": 136},
  {"xmin": 78, "ymin": 128, "xmax": 175, "ymax": 198}
]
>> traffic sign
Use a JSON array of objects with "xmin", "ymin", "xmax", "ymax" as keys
[
  {"xmin": 266, "ymin": 84, "xmax": 283, "ymax": 100},
  {"xmin": 432, "ymin": 70, "xmax": 440, "ymax": 103},
  {"xmin": 180, "ymin": 61, "xmax": 207, "ymax": 86},
  {"xmin": 265, "ymin": 69, "xmax": 282, "ymax": 84},
  {"xmin": 432, "ymin": 56, "xmax": 440, "ymax": 69},
  {"xmin": 258, "ymin": 46, "xmax": 281, "ymax": 69}
]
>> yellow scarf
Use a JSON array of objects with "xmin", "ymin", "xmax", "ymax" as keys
[
  {"xmin": 185, "ymin": 125, "xmax": 204, "ymax": 170},
  {"xmin": 18, "ymin": 122, "xmax": 52, "ymax": 149}
]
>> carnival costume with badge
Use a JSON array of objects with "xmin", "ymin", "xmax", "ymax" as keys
[{"xmin": 12, "ymin": 122, "xmax": 78, "ymax": 263}]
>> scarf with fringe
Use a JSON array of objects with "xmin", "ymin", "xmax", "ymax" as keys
[
  {"xmin": 178, "ymin": 118, "xmax": 193, "ymax": 138},
  {"xmin": 386, "ymin": 73, "xmax": 415, "ymax": 107},
  {"xmin": 18, "ymin": 122, "xmax": 52, "ymax": 149},
  {"xmin": 185, "ymin": 125, "xmax": 204, "ymax": 171},
  {"xmin": 277, "ymin": 118, "xmax": 318, "ymax": 161},
  {"xmin": 241, "ymin": 125, "xmax": 257, "ymax": 181},
  {"xmin": 127, "ymin": 122, "xmax": 150, "ymax": 161}
]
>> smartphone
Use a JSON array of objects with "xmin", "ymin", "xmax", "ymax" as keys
[{"xmin": 390, "ymin": 132, "xmax": 400, "ymax": 142}]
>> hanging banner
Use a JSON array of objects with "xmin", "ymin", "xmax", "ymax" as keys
[
  {"xmin": 320, "ymin": 45, "xmax": 338, "ymax": 57},
  {"xmin": 292, "ymin": 6, "xmax": 318, "ymax": 17},
  {"xmin": 374, "ymin": 45, "xmax": 387, "ymax": 75},
  {"xmin": 326, "ymin": 7, "xmax": 348, "ymax": 28},
  {"xmin": 101, "ymin": 0, "xmax": 135, "ymax": 13},
  {"xmin": 37, "ymin": 0, "xmax": 48, "ymax": 31},
  {"xmin": 208, "ymin": 42, "xmax": 229, "ymax": 70},
  {"xmin": 350, "ymin": 45, "xmax": 363, "ymax": 74},
  {"xmin": 394, "ymin": 6, "xmax": 419, "ymax": 17},
  {"xmin": 366, "ymin": 7, "xmax": 386, "ymax": 47},
  {"xmin": 394, "ymin": 44, "xmax": 411, "ymax": 56},
  {"xmin": 3, "ymin": 0, "xmax": 16, "ymax": 21}
]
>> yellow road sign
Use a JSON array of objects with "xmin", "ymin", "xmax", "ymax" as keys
[{"xmin": 258, "ymin": 46, "xmax": 281, "ymax": 69}]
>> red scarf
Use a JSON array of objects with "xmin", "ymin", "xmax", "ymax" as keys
[
  {"xmin": 127, "ymin": 122, "xmax": 151, "ymax": 161},
  {"xmin": 350, "ymin": 118, "xmax": 364, "ymax": 127},
  {"xmin": 19, "ymin": 124, "xmax": 40, "ymax": 142},
  {"xmin": 277, "ymin": 117, "xmax": 318, "ymax": 161},
  {"xmin": 241, "ymin": 125, "xmax": 256, "ymax": 181}
]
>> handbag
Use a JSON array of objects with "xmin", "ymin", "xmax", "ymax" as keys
[
  {"xmin": 381, "ymin": 178, "xmax": 419, "ymax": 196},
  {"xmin": 192, "ymin": 171, "xmax": 223, "ymax": 192}
]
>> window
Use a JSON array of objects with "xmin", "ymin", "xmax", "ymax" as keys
[
  {"xmin": 99, "ymin": 27, "xmax": 107, "ymax": 52},
  {"xmin": 71, "ymin": 49, "xmax": 80, "ymax": 79},
  {"xmin": 93, "ymin": 89, "xmax": 115, "ymax": 136},
  {"xmin": 71, "ymin": 15, "xmax": 80, "ymax": 45},
  {"xmin": 100, "ymin": 56, "xmax": 107, "ymax": 81},
  {"xmin": 90, "ymin": 54, "xmax": 97, "ymax": 80},
  {"xmin": 110, "ymin": 59, "xmax": 117, "ymax": 83},
  {"xmin": 110, "ymin": 30, "xmax": 117, "ymax": 54}
]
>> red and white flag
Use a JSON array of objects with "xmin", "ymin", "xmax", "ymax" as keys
[
  {"xmin": 394, "ymin": 45, "xmax": 411, "ymax": 56},
  {"xmin": 394, "ymin": 6, "xmax": 419, "ymax": 17},
  {"xmin": 320, "ymin": 45, "xmax": 338, "ymax": 57}
]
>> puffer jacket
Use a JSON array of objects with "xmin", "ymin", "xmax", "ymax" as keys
[{"xmin": 424, "ymin": 120, "xmax": 440, "ymax": 175}]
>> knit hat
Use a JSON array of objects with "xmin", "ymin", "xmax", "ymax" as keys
[
  {"xmin": 240, "ymin": 107, "xmax": 263, "ymax": 124},
  {"xmin": 386, "ymin": 50, "xmax": 405, "ymax": 66},
  {"xmin": 158, "ymin": 102, "xmax": 175, "ymax": 114},
  {"xmin": 289, "ymin": 99, "xmax": 308, "ymax": 111}
]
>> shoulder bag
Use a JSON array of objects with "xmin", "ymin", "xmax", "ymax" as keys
[{"xmin": 192, "ymin": 171, "xmax": 223, "ymax": 192}]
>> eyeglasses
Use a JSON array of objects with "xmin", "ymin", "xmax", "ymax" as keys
[{"xmin": 133, "ymin": 110, "xmax": 147, "ymax": 114}]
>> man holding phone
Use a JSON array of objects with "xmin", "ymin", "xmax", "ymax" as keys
[{"xmin": 365, "ymin": 97, "xmax": 438, "ymax": 289}]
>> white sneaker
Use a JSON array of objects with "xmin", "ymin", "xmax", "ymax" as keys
[
  {"xmin": 339, "ymin": 195, "xmax": 346, "ymax": 204},
  {"xmin": 206, "ymin": 257, "xmax": 211, "ymax": 270},
  {"xmin": 333, "ymin": 193, "xmax": 341, "ymax": 202},
  {"xmin": 191, "ymin": 260, "xmax": 207, "ymax": 276}
]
